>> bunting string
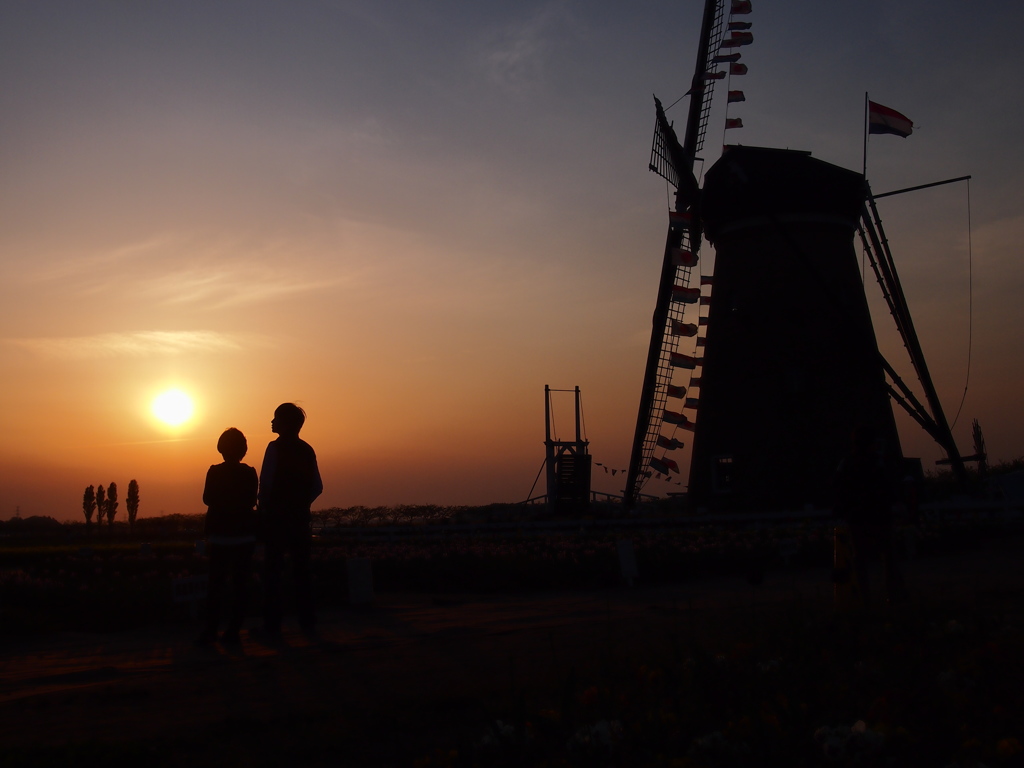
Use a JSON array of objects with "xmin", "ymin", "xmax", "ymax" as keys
[{"xmin": 721, "ymin": 0, "xmax": 752, "ymax": 150}]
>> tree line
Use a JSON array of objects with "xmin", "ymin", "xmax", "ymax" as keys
[{"xmin": 82, "ymin": 480, "xmax": 140, "ymax": 534}]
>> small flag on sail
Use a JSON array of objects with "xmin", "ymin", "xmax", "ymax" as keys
[
  {"xmin": 728, "ymin": 21, "xmax": 752, "ymax": 30},
  {"xmin": 671, "ymin": 319, "xmax": 699, "ymax": 337},
  {"xmin": 657, "ymin": 435, "xmax": 686, "ymax": 450},
  {"xmin": 721, "ymin": 31, "xmax": 753, "ymax": 48},
  {"xmin": 672, "ymin": 285, "xmax": 701, "ymax": 304},
  {"xmin": 670, "ymin": 352, "xmax": 699, "ymax": 369},
  {"xmin": 649, "ymin": 457, "xmax": 670, "ymax": 476},
  {"xmin": 685, "ymin": 397, "xmax": 700, "ymax": 409},
  {"xmin": 664, "ymin": 411, "xmax": 696, "ymax": 431},
  {"xmin": 689, "ymin": 376, "xmax": 702, "ymax": 387},
  {"xmin": 730, "ymin": 63, "xmax": 748, "ymax": 76},
  {"xmin": 671, "ymin": 248, "xmax": 698, "ymax": 267},
  {"xmin": 666, "ymin": 384, "xmax": 687, "ymax": 399},
  {"xmin": 728, "ymin": 90, "xmax": 745, "ymax": 103},
  {"xmin": 725, "ymin": 118, "xmax": 744, "ymax": 129},
  {"xmin": 731, "ymin": 0, "xmax": 752, "ymax": 13},
  {"xmin": 700, "ymin": 276, "xmax": 714, "ymax": 286},
  {"xmin": 702, "ymin": 71, "xmax": 727, "ymax": 80},
  {"xmin": 700, "ymin": 294, "xmax": 713, "ymax": 305},
  {"xmin": 696, "ymin": 337, "xmax": 706, "ymax": 347},
  {"xmin": 868, "ymin": 100, "xmax": 913, "ymax": 138},
  {"xmin": 713, "ymin": 52, "xmax": 741, "ymax": 63},
  {"xmin": 669, "ymin": 210, "xmax": 692, "ymax": 229},
  {"xmin": 699, "ymin": 315, "xmax": 709, "ymax": 326}
]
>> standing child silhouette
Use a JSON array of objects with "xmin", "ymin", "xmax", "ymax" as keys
[
  {"xmin": 199, "ymin": 428, "xmax": 259, "ymax": 646},
  {"xmin": 259, "ymin": 403, "xmax": 323, "ymax": 638}
]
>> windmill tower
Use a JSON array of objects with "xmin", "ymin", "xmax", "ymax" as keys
[
  {"xmin": 623, "ymin": 0, "xmax": 967, "ymax": 510},
  {"xmin": 687, "ymin": 146, "xmax": 900, "ymax": 509}
]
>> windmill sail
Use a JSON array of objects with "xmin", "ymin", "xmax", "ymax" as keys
[{"xmin": 623, "ymin": 0, "xmax": 726, "ymax": 508}]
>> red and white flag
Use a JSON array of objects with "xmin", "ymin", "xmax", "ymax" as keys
[
  {"xmin": 669, "ymin": 210, "xmax": 692, "ymax": 229},
  {"xmin": 657, "ymin": 435, "xmax": 686, "ymax": 450},
  {"xmin": 649, "ymin": 462, "xmax": 668, "ymax": 478},
  {"xmin": 671, "ymin": 319, "xmax": 699, "ymax": 337},
  {"xmin": 731, "ymin": 0, "xmax": 752, "ymax": 14},
  {"xmin": 662, "ymin": 410, "xmax": 684, "ymax": 424},
  {"xmin": 669, "ymin": 352, "xmax": 699, "ymax": 369},
  {"xmin": 663, "ymin": 411, "xmax": 694, "ymax": 430},
  {"xmin": 671, "ymin": 248, "xmax": 698, "ymax": 267},
  {"xmin": 672, "ymin": 285, "xmax": 701, "ymax": 304},
  {"xmin": 730, "ymin": 63, "xmax": 748, "ymax": 76},
  {"xmin": 721, "ymin": 31, "xmax": 753, "ymax": 48},
  {"xmin": 728, "ymin": 90, "xmax": 745, "ymax": 103},
  {"xmin": 868, "ymin": 100, "xmax": 913, "ymax": 138},
  {"xmin": 725, "ymin": 118, "xmax": 744, "ymax": 129}
]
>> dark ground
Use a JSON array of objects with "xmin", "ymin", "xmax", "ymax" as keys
[{"xmin": 1, "ymin": 533, "xmax": 1021, "ymax": 767}]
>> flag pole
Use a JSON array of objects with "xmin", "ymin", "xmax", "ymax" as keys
[{"xmin": 862, "ymin": 91, "xmax": 869, "ymax": 179}]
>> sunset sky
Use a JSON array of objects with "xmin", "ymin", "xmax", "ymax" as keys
[{"xmin": 3, "ymin": 1, "xmax": 1023, "ymax": 521}]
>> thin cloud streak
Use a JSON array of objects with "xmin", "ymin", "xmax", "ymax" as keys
[
  {"xmin": 5, "ymin": 330, "xmax": 260, "ymax": 360},
  {"xmin": 23, "ymin": 232, "xmax": 345, "ymax": 309},
  {"xmin": 24, "ymin": 234, "xmax": 182, "ymax": 282},
  {"xmin": 141, "ymin": 266, "xmax": 339, "ymax": 309}
]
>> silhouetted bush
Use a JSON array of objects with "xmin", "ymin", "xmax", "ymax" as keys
[{"xmin": 0, "ymin": 515, "xmax": 63, "ymax": 533}]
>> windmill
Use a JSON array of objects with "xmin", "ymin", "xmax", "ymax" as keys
[{"xmin": 623, "ymin": 0, "xmax": 968, "ymax": 511}]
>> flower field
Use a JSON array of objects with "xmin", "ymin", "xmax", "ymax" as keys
[
  {"xmin": 0, "ymin": 514, "xmax": 1021, "ymax": 767},
  {"xmin": 451, "ymin": 595, "xmax": 1024, "ymax": 767},
  {"xmin": 0, "ymin": 514, "xmax": 1009, "ymax": 635}
]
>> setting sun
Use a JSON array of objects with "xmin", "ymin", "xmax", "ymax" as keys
[{"xmin": 152, "ymin": 389, "xmax": 195, "ymax": 427}]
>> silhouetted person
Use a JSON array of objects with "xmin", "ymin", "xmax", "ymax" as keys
[
  {"xmin": 199, "ymin": 428, "xmax": 258, "ymax": 646},
  {"xmin": 834, "ymin": 424, "xmax": 905, "ymax": 607},
  {"xmin": 259, "ymin": 403, "xmax": 323, "ymax": 638}
]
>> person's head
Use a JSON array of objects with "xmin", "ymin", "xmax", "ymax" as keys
[
  {"xmin": 271, "ymin": 402, "xmax": 306, "ymax": 436},
  {"xmin": 217, "ymin": 428, "xmax": 248, "ymax": 462}
]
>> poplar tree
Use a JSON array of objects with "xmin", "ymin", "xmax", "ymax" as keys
[
  {"xmin": 126, "ymin": 480, "xmax": 140, "ymax": 535},
  {"xmin": 106, "ymin": 482, "xmax": 118, "ymax": 529},
  {"xmin": 95, "ymin": 485, "xmax": 106, "ymax": 531},
  {"xmin": 82, "ymin": 485, "xmax": 96, "ymax": 530}
]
